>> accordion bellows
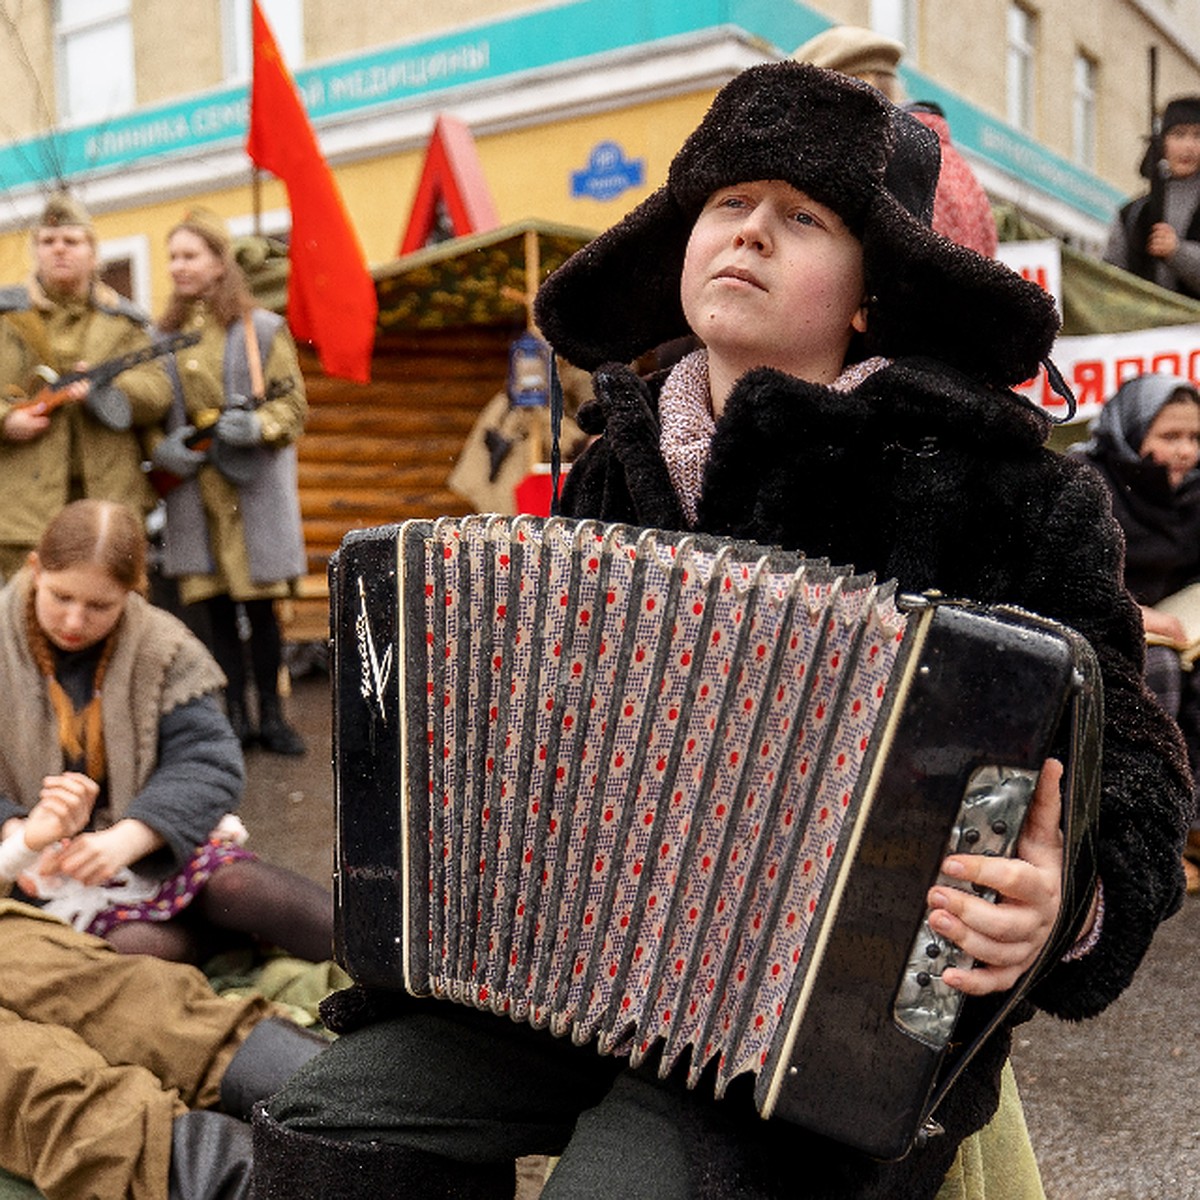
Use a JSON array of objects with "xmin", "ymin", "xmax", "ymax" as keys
[
  {"xmin": 332, "ymin": 514, "xmax": 1096, "ymax": 1158},
  {"xmin": 417, "ymin": 517, "xmax": 900, "ymax": 1074}
]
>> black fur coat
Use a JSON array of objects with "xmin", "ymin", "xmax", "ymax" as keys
[{"xmin": 555, "ymin": 354, "xmax": 1191, "ymax": 1199}]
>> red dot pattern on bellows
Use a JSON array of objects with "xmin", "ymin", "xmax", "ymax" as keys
[{"xmin": 412, "ymin": 518, "xmax": 906, "ymax": 1089}]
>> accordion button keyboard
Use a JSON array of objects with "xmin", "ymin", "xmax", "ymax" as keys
[{"xmin": 893, "ymin": 764, "xmax": 1039, "ymax": 1048}]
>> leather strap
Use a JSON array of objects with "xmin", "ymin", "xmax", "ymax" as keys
[{"xmin": 242, "ymin": 310, "xmax": 265, "ymax": 401}]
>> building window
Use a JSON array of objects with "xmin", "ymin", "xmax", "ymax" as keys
[
  {"xmin": 224, "ymin": 0, "xmax": 304, "ymax": 80},
  {"xmin": 55, "ymin": 0, "xmax": 133, "ymax": 124},
  {"xmin": 1072, "ymin": 53, "xmax": 1097, "ymax": 169},
  {"xmin": 1006, "ymin": 4, "xmax": 1036, "ymax": 132},
  {"xmin": 98, "ymin": 234, "xmax": 151, "ymax": 310},
  {"xmin": 870, "ymin": 0, "xmax": 918, "ymax": 59}
]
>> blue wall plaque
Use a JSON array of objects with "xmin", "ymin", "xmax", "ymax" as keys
[{"xmin": 570, "ymin": 141, "xmax": 646, "ymax": 201}]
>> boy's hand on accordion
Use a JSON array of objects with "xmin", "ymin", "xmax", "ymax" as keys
[{"xmin": 927, "ymin": 758, "xmax": 1064, "ymax": 996}]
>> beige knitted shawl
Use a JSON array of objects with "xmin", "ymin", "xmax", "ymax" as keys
[{"xmin": 0, "ymin": 570, "xmax": 225, "ymax": 818}]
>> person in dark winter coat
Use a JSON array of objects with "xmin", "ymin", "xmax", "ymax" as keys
[
  {"xmin": 1073, "ymin": 373, "xmax": 1200, "ymax": 887},
  {"xmin": 251, "ymin": 63, "xmax": 1190, "ymax": 1200},
  {"xmin": 1075, "ymin": 374, "xmax": 1200, "ymax": 610}
]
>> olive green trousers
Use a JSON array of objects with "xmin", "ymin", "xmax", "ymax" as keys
[
  {"xmin": 934, "ymin": 1061, "xmax": 1046, "ymax": 1200},
  {"xmin": 0, "ymin": 902, "xmax": 270, "ymax": 1200}
]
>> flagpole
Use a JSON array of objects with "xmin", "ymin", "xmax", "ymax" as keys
[
  {"xmin": 250, "ymin": 2, "xmax": 261, "ymax": 236},
  {"xmin": 247, "ymin": 0, "xmax": 377, "ymax": 382}
]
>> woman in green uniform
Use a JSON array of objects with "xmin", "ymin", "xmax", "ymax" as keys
[{"xmin": 149, "ymin": 209, "xmax": 308, "ymax": 756}]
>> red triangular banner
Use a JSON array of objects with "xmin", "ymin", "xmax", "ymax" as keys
[{"xmin": 398, "ymin": 114, "xmax": 500, "ymax": 255}]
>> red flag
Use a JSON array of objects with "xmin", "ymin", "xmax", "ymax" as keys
[{"xmin": 246, "ymin": 1, "xmax": 376, "ymax": 383}]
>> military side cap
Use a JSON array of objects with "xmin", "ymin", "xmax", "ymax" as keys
[
  {"xmin": 176, "ymin": 206, "xmax": 232, "ymax": 255},
  {"xmin": 793, "ymin": 25, "xmax": 904, "ymax": 79},
  {"xmin": 39, "ymin": 191, "xmax": 94, "ymax": 232}
]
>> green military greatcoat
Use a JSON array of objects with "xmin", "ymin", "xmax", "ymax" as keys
[{"xmin": 0, "ymin": 276, "xmax": 171, "ymax": 570}]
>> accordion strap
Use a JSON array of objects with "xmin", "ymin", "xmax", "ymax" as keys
[{"xmin": 549, "ymin": 355, "xmax": 564, "ymax": 516}]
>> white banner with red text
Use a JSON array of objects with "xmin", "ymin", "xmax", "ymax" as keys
[{"xmin": 997, "ymin": 239, "xmax": 1200, "ymax": 424}]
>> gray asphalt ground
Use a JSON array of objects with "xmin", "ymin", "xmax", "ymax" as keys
[
  {"xmin": 244, "ymin": 668, "xmax": 1200, "ymax": 1200},
  {"xmin": 1013, "ymin": 894, "xmax": 1200, "ymax": 1200}
]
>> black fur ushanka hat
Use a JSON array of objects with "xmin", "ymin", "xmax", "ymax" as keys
[{"xmin": 535, "ymin": 62, "xmax": 1058, "ymax": 388}]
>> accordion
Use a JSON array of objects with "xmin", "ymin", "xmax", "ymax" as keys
[{"xmin": 331, "ymin": 514, "xmax": 1100, "ymax": 1159}]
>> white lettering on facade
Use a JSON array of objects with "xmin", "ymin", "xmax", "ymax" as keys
[
  {"xmin": 326, "ymin": 41, "xmax": 490, "ymax": 104},
  {"xmin": 85, "ymin": 114, "xmax": 191, "ymax": 161}
]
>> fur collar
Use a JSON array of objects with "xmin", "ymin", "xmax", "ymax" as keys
[{"xmin": 581, "ymin": 357, "xmax": 1050, "ymax": 454}]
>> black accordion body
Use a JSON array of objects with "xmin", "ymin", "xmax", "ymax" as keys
[{"xmin": 331, "ymin": 515, "xmax": 1100, "ymax": 1159}]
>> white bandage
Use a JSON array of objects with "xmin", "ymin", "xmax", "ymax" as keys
[{"xmin": 0, "ymin": 829, "xmax": 40, "ymax": 884}]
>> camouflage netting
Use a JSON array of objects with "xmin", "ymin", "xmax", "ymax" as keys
[{"xmin": 995, "ymin": 204, "xmax": 1200, "ymax": 335}]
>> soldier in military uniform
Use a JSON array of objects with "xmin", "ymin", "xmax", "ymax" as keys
[{"xmin": 0, "ymin": 193, "xmax": 171, "ymax": 579}]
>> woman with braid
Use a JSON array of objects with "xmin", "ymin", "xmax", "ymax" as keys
[{"xmin": 0, "ymin": 498, "xmax": 332, "ymax": 964}]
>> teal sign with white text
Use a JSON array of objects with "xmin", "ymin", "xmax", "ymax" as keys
[{"xmin": 0, "ymin": 0, "xmax": 1123, "ymax": 223}]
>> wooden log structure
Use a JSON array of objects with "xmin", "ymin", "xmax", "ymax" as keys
[
  {"xmin": 263, "ymin": 219, "xmax": 597, "ymax": 646},
  {"xmin": 282, "ymin": 327, "xmax": 513, "ymax": 643}
]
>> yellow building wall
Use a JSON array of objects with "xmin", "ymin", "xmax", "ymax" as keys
[
  {"xmin": 0, "ymin": 88, "xmax": 716, "ymax": 319},
  {"xmin": 475, "ymin": 92, "xmax": 715, "ymax": 230}
]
